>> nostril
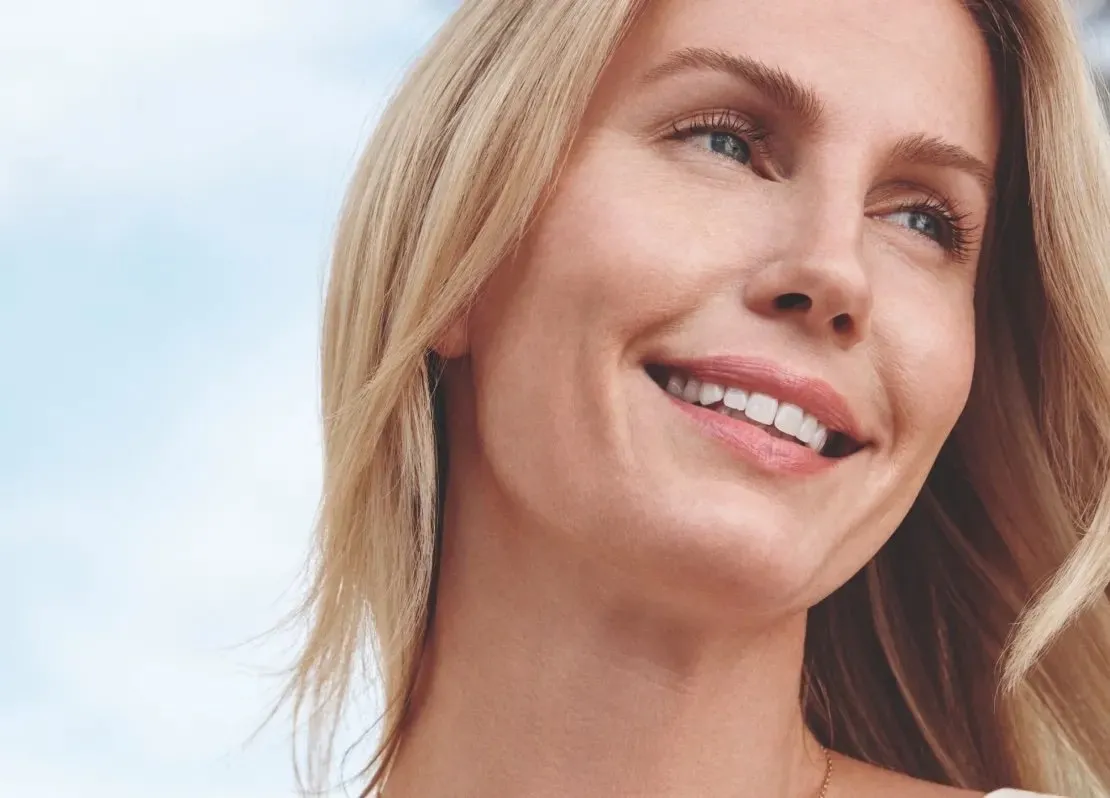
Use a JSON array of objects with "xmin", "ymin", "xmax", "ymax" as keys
[
  {"xmin": 832, "ymin": 313, "xmax": 852, "ymax": 334},
  {"xmin": 774, "ymin": 292, "xmax": 812, "ymax": 311}
]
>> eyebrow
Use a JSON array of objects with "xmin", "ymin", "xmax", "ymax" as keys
[
  {"xmin": 887, "ymin": 134, "xmax": 996, "ymax": 202},
  {"xmin": 640, "ymin": 47, "xmax": 825, "ymax": 130},
  {"xmin": 640, "ymin": 47, "xmax": 996, "ymax": 201}
]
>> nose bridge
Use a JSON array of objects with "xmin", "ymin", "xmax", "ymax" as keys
[
  {"xmin": 743, "ymin": 180, "xmax": 874, "ymax": 346},
  {"xmin": 801, "ymin": 201, "xmax": 871, "ymax": 309}
]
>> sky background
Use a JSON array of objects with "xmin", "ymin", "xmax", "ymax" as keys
[
  {"xmin": 0, "ymin": 1, "xmax": 454, "ymax": 795},
  {"xmin": 1, "ymin": 2, "xmax": 1108, "ymax": 797}
]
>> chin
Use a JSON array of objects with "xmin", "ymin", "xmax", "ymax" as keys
[{"xmin": 593, "ymin": 486, "xmax": 837, "ymax": 620}]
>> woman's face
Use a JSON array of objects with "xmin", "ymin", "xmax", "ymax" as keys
[{"xmin": 448, "ymin": 0, "xmax": 1000, "ymax": 614}]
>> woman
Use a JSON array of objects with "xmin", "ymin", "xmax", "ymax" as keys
[{"xmin": 282, "ymin": 0, "xmax": 1110, "ymax": 795}]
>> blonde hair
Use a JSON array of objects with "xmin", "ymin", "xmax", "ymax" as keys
[{"xmin": 284, "ymin": 1, "xmax": 1110, "ymax": 795}]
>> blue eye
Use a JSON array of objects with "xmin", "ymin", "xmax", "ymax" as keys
[
  {"xmin": 887, "ymin": 209, "xmax": 943, "ymax": 242},
  {"xmin": 881, "ymin": 199, "xmax": 977, "ymax": 260},
  {"xmin": 670, "ymin": 110, "xmax": 767, "ymax": 169},
  {"xmin": 696, "ymin": 132, "xmax": 752, "ymax": 165}
]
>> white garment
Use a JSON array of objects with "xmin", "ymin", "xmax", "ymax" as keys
[{"xmin": 985, "ymin": 791, "xmax": 1062, "ymax": 797}]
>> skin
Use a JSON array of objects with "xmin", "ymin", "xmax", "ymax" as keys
[{"xmin": 387, "ymin": 0, "xmax": 1001, "ymax": 795}]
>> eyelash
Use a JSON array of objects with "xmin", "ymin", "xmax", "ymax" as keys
[
  {"xmin": 668, "ymin": 109, "xmax": 979, "ymax": 261},
  {"xmin": 669, "ymin": 109, "xmax": 772, "ymax": 163},
  {"xmin": 888, "ymin": 193, "xmax": 978, "ymax": 261}
]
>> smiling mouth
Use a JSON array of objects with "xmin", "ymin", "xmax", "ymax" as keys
[{"xmin": 645, "ymin": 364, "xmax": 865, "ymax": 459}]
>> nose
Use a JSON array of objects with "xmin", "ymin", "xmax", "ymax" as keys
[{"xmin": 741, "ymin": 226, "xmax": 873, "ymax": 348}]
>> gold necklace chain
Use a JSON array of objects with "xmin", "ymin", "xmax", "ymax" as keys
[{"xmin": 816, "ymin": 746, "xmax": 833, "ymax": 798}]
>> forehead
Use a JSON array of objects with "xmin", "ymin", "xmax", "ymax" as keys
[{"xmin": 610, "ymin": 0, "xmax": 1000, "ymax": 163}]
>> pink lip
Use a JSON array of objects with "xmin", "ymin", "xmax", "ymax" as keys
[
  {"xmin": 668, "ymin": 396, "xmax": 834, "ymax": 475},
  {"xmin": 662, "ymin": 356, "xmax": 867, "ymax": 443}
]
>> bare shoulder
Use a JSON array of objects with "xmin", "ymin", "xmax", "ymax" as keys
[{"xmin": 830, "ymin": 754, "xmax": 984, "ymax": 798}]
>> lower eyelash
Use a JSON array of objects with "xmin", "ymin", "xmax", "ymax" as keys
[{"xmin": 894, "ymin": 198, "xmax": 979, "ymax": 260}]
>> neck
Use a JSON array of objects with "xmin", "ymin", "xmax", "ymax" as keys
[{"xmin": 384, "ymin": 474, "xmax": 827, "ymax": 798}]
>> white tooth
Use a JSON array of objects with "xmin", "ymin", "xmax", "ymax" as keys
[
  {"xmin": 699, "ymin": 382, "xmax": 725, "ymax": 406},
  {"xmin": 722, "ymin": 387, "xmax": 748, "ymax": 411},
  {"xmin": 666, "ymin": 374, "xmax": 685, "ymax": 396},
  {"xmin": 682, "ymin": 378, "xmax": 702, "ymax": 404},
  {"xmin": 796, "ymin": 414, "xmax": 819, "ymax": 444},
  {"xmin": 744, "ymin": 393, "xmax": 778, "ymax": 425},
  {"xmin": 808, "ymin": 425, "xmax": 828, "ymax": 453},
  {"xmin": 774, "ymin": 403, "xmax": 804, "ymax": 436}
]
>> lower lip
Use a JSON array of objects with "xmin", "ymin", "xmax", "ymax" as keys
[{"xmin": 667, "ymin": 394, "xmax": 838, "ymax": 475}]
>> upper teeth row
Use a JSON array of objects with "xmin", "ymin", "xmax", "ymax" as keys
[{"xmin": 666, "ymin": 373, "xmax": 829, "ymax": 452}]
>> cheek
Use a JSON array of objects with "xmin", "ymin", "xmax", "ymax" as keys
[
  {"xmin": 525, "ymin": 181, "xmax": 686, "ymax": 334},
  {"xmin": 507, "ymin": 136, "xmax": 771, "ymax": 342},
  {"xmin": 459, "ymin": 143, "xmax": 739, "ymax": 526},
  {"xmin": 458, "ymin": 154, "xmax": 661, "ymax": 503},
  {"xmin": 878, "ymin": 273, "xmax": 976, "ymax": 451}
]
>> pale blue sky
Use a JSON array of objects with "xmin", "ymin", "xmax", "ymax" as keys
[
  {"xmin": 0, "ymin": 1, "xmax": 453, "ymax": 795},
  {"xmin": 2, "ymin": 2, "xmax": 1108, "ymax": 796}
]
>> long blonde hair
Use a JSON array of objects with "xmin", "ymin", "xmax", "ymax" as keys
[{"xmin": 284, "ymin": 1, "xmax": 1110, "ymax": 795}]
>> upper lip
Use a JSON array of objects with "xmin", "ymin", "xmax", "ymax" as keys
[{"xmin": 657, "ymin": 355, "xmax": 870, "ymax": 444}]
